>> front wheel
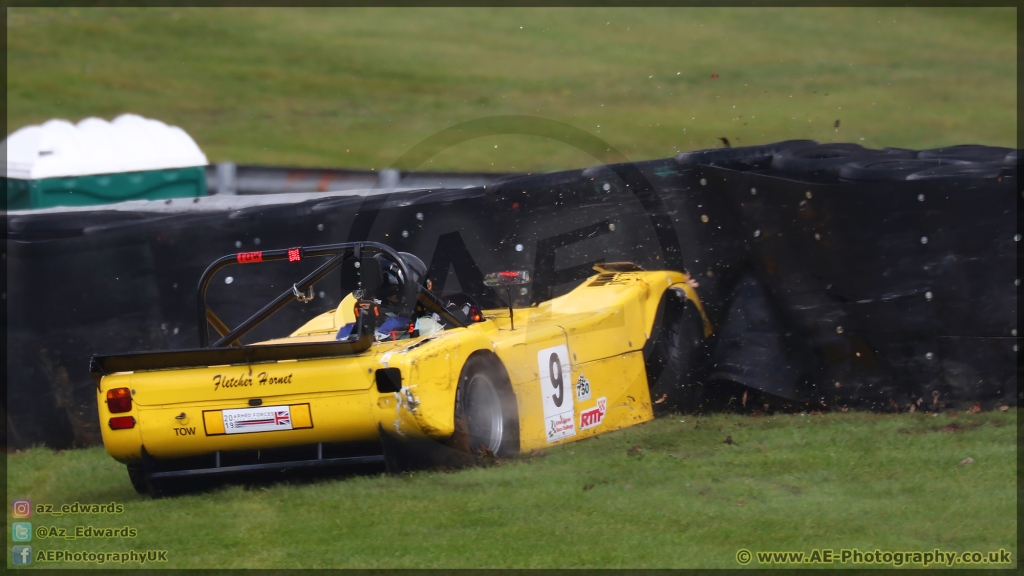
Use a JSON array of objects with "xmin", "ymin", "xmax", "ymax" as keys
[
  {"xmin": 644, "ymin": 289, "xmax": 705, "ymax": 414},
  {"xmin": 450, "ymin": 354, "xmax": 520, "ymax": 457}
]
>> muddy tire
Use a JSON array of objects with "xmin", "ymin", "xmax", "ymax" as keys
[
  {"xmin": 126, "ymin": 465, "xmax": 147, "ymax": 495},
  {"xmin": 644, "ymin": 289, "xmax": 705, "ymax": 415},
  {"xmin": 450, "ymin": 354, "xmax": 520, "ymax": 458}
]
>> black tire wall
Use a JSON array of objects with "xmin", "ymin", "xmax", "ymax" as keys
[{"xmin": 5, "ymin": 142, "xmax": 1016, "ymax": 447}]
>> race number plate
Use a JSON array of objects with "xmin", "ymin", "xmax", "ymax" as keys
[
  {"xmin": 222, "ymin": 405, "xmax": 293, "ymax": 434},
  {"xmin": 538, "ymin": 344, "xmax": 575, "ymax": 442}
]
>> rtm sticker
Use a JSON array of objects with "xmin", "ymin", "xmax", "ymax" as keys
[
  {"xmin": 575, "ymin": 374, "xmax": 592, "ymax": 402},
  {"xmin": 538, "ymin": 344, "xmax": 575, "ymax": 442},
  {"xmin": 580, "ymin": 397, "xmax": 607, "ymax": 430}
]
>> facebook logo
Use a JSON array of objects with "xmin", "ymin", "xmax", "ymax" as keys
[
  {"xmin": 12, "ymin": 545, "xmax": 32, "ymax": 565},
  {"xmin": 12, "ymin": 522, "xmax": 31, "ymax": 542}
]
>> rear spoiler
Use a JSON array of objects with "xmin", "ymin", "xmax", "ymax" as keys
[{"xmin": 90, "ymin": 311, "xmax": 375, "ymax": 388}]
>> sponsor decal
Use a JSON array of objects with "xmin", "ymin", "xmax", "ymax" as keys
[
  {"xmin": 580, "ymin": 397, "xmax": 607, "ymax": 430},
  {"xmin": 538, "ymin": 345, "xmax": 575, "ymax": 442},
  {"xmin": 575, "ymin": 374, "xmax": 592, "ymax": 401},
  {"xmin": 222, "ymin": 406, "xmax": 293, "ymax": 434}
]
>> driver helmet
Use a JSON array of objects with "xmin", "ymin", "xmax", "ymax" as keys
[{"xmin": 372, "ymin": 251, "xmax": 427, "ymax": 313}]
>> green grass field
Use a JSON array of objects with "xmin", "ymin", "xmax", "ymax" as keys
[
  {"xmin": 6, "ymin": 8, "xmax": 1016, "ymax": 173},
  {"xmin": 6, "ymin": 411, "xmax": 1017, "ymax": 569}
]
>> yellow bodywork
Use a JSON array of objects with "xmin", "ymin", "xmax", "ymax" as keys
[{"xmin": 98, "ymin": 270, "xmax": 710, "ymax": 464}]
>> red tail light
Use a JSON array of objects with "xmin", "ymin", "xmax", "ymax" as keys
[
  {"xmin": 106, "ymin": 387, "xmax": 132, "ymax": 413},
  {"xmin": 108, "ymin": 416, "xmax": 135, "ymax": 430}
]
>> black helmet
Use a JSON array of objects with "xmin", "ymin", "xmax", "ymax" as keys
[{"xmin": 370, "ymin": 252, "xmax": 427, "ymax": 312}]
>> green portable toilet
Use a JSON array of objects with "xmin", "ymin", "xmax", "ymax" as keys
[{"xmin": 4, "ymin": 114, "xmax": 208, "ymax": 210}]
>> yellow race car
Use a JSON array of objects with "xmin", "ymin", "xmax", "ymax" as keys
[{"xmin": 91, "ymin": 242, "xmax": 711, "ymax": 496}]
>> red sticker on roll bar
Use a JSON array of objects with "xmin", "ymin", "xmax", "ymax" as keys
[{"xmin": 237, "ymin": 251, "xmax": 263, "ymax": 263}]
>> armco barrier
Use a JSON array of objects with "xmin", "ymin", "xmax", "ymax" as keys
[{"xmin": 5, "ymin": 143, "xmax": 1018, "ymax": 449}]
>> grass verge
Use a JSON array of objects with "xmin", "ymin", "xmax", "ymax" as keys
[{"xmin": 6, "ymin": 409, "xmax": 1017, "ymax": 568}]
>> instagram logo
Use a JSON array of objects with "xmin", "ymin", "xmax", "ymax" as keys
[{"xmin": 12, "ymin": 499, "xmax": 32, "ymax": 518}]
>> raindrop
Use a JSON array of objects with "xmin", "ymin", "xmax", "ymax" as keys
[
  {"xmin": 317, "ymin": 223, "xmax": 325, "ymax": 231},
  {"xmin": 925, "ymin": 291, "xmax": 933, "ymax": 301},
  {"xmin": 401, "ymin": 230, "xmax": 409, "ymax": 238},
  {"xmin": 161, "ymin": 323, "xmax": 168, "ymax": 330},
  {"xmin": 602, "ymin": 183, "xmax": 611, "ymax": 191},
  {"xmin": 416, "ymin": 212, "xmax": 424, "ymax": 221},
  {"xmin": 750, "ymin": 188, "xmax": 757, "ymax": 195},
  {"xmin": 173, "ymin": 327, "xmax": 179, "ymax": 335},
  {"xmin": 1015, "ymin": 234, "xmax": 1021, "ymax": 242},
  {"xmin": 925, "ymin": 352, "xmax": 934, "ymax": 360},
  {"xmin": 920, "ymin": 236, "xmax": 928, "ymax": 244},
  {"xmin": 700, "ymin": 215, "xmax": 709, "ymax": 223},
  {"xmin": 608, "ymin": 223, "xmax": 616, "ymax": 231},
  {"xmin": 1016, "ymin": 279, "xmax": 1020, "ymax": 286},
  {"xmin": 225, "ymin": 276, "xmax": 234, "ymax": 284},
  {"xmin": 814, "ymin": 233, "xmax": 821, "ymax": 241},
  {"xmin": 753, "ymin": 230, "xmax": 761, "ymax": 238},
  {"xmin": 319, "ymin": 291, "xmax": 326, "ymax": 299},
  {"xmin": 836, "ymin": 326, "xmax": 844, "ymax": 334},
  {"xmin": 519, "ymin": 287, "xmax": 528, "ymax": 295},
  {"xmin": 1012, "ymin": 329, "xmax": 1018, "ymax": 336},
  {"xmin": 917, "ymin": 194, "xmax": 925, "ymax": 202},
  {"xmin": 515, "ymin": 244, "xmax": 524, "ymax": 252},
  {"xmin": 699, "ymin": 178, "xmax": 707, "ymax": 186},
  {"xmin": 1015, "ymin": 344, "xmax": 1019, "ymax": 352},
  {"xmin": 254, "ymin": 237, "xmax": 261, "ymax": 245},
  {"xmin": 805, "ymin": 191, "xmax": 813, "ymax": 199},
  {"xmin": 234, "ymin": 240, "xmax": 242, "ymax": 248},
  {"xmin": 705, "ymin": 269, "xmax": 714, "ymax": 278},
  {"xmin": 173, "ymin": 283, "xmax": 178, "ymax": 289}
]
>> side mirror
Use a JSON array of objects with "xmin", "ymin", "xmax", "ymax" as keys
[{"xmin": 484, "ymin": 271, "xmax": 531, "ymax": 286}]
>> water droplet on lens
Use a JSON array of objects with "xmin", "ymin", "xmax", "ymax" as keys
[
  {"xmin": 254, "ymin": 237, "xmax": 261, "ymax": 245},
  {"xmin": 317, "ymin": 224, "xmax": 324, "ymax": 231},
  {"xmin": 925, "ymin": 352, "xmax": 934, "ymax": 360},
  {"xmin": 401, "ymin": 230, "xmax": 409, "ymax": 238},
  {"xmin": 920, "ymin": 236, "xmax": 928, "ymax": 244},
  {"xmin": 608, "ymin": 223, "xmax": 616, "ymax": 231},
  {"xmin": 234, "ymin": 240, "xmax": 242, "ymax": 248},
  {"xmin": 836, "ymin": 326, "xmax": 844, "ymax": 334},
  {"xmin": 700, "ymin": 178, "xmax": 707, "ymax": 186},
  {"xmin": 515, "ymin": 244, "xmax": 523, "ymax": 252},
  {"xmin": 753, "ymin": 230, "xmax": 761, "ymax": 237},
  {"xmin": 700, "ymin": 214, "xmax": 709, "ymax": 223},
  {"xmin": 603, "ymin": 183, "xmax": 611, "ymax": 191},
  {"xmin": 917, "ymin": 194, "xmax": 925, "ymax": 202},
  {"xmin": 416, "ymin": 212, "xmax": 424, "ymax": 220},
  {"xmin": 805, "ymin": 191, "xmax": 813, "ymax": 199},
  {"xmin": 225, "ymin": 276, "xmax": 234, "ymax": 284},
  {"xmin": 750, "ymin": 188, "xmax": 757, "ymax": 195}
]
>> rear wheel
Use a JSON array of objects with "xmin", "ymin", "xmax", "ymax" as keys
[
  {"xmin": 450, "ymin": 354, "xmax": 519, "ymax": 457},
  {"xmin": 644, "ymin": 289, "xmax": 705, "ymax": 415},
  {"xmin": 126, "ymin": 465, "xmax": 147, "ymax": 495}
]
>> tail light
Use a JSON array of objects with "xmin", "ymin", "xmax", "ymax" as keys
[
  {"xmin": 106, "ymin": 387, "xmax": 132, "ymax": 413},
  {"xmin": 108, "ymin": 416, "xmax": 135, "ymax": 430}
]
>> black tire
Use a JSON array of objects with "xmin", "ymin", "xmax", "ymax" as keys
[
  {"xmin": 838, "ymin": 158, "xmax": 967, "ymax": 181},
  {"xmin": 643, "ymin": 289, "xmax": 704, "ymax": 415},
  {"xmin": 906, "ymin": 163, "xmax": 1006, "ymax": 181},
  {"xmin": 450, "ymin": 354, "xmax": 519, "ymax": 457},
  {"xmin": 771, "ymin": 144, "xmax": 915, "ymax": 181},
  {"xmin": 918, "ymin": 144, "xmax": 1013, "ymax": 164},
  {"xmin": 675, "ymin": 139, "xmax": 817, "ymax": 170},
  {"xmin": 126, "ymin": 465, "xmax": 147, "ymax": 495}
]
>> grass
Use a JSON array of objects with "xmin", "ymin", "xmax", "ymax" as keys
[
  {"xmin": 6, "ymin": 410, "xmax": 1017, "ymax": 569},
  {"xmin": 6, "ymin": 8, "xmax": 1016, "ymax": 173}
]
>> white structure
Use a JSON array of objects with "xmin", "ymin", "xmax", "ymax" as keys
[{"xmin": 4, "ymin": 113, "xmax": 208, "ymax": 180}]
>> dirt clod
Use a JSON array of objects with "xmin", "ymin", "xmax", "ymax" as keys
[
  {"xmin": 958, "ymin": 457, "xmax": 974, "ymax": 466},
  {"xmin": 626, "ymin": 444, "xmax": 643, "ymax": 456},
  {"xmin": 724, "ymin": 435, "xmax": 738, "ymax": 445}
]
